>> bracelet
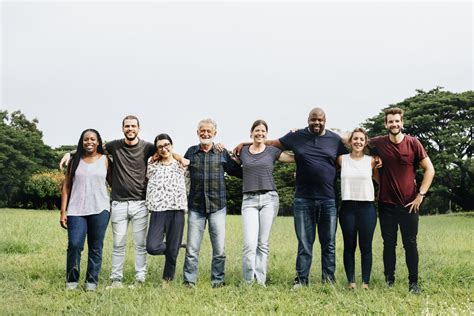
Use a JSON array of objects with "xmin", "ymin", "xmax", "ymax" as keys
[{"xmin": 418, "ymin": 192, "xmax": 426, "ymax": 197}]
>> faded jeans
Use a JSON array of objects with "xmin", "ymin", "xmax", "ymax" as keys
[
  {"xmin": 183, "ymin": 207, "xmax": 226, "ymax": 285},
  {"xmin": 241, "ymin": 191, "xmax": 279, "ymax": 284},
  {"xmin": 109, "ymin": 200, "xmax": 148, "ymax": 282},
  {"xmin": 293, "ymin": 198, "xmax": 337, "ymax": 283}
]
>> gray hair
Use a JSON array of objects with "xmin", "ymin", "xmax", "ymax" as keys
[{"xmin": 197, "ymin": 118, "xmax": 217, "ymax": 130}]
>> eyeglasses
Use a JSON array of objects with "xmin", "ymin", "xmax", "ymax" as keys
[{"xmin": 157, "ymin": 143, "xmax": 172, "ymax": 150}]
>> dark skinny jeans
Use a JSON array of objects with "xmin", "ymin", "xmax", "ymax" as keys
[
  {"xmin": 378, "ymin": 202, "xmax": 419, "ymax": 284},
  {"xmin": 339, "ymin": 201, "xmax": 377, "ymax": 284},
  {"xmin": 146, "ymin": 210, "xmax": 185, "ymax": 281}
]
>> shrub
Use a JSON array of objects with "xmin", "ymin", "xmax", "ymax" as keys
[{"xmin": 23, "ymin": 170, "xmax": 64, "ymax": 209}]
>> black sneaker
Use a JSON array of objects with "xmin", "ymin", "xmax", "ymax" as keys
[
  {"xmin": 409, "ymin": 283, "xmax": 421, "ymax": 294},
  {"xmin": 385, "ymin": 276, "xmax": 395, "ymax": 288},
  {"xmin": 211, "ymin": 282, "xmax": 225, "ymax": 288}
]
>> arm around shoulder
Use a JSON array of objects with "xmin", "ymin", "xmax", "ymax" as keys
[{"xmin": 278, "ymin": 151, "xmax": 295, "ymax": 163}]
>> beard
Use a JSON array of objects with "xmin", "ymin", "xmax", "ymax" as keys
[
  {"xmin": 311, "ymin": 126, "xmax": 324, "ymax": 135},
  {"xmin": 125, "ymin": 133, "xmax": 137, "ymax": 141},
  {"xmin": 199, "ymin": 137, "xmax": 214, "ymax": 145},
  {"xmin": 388, "ymin": 127, "xmax": 402, "ymax": 136}
]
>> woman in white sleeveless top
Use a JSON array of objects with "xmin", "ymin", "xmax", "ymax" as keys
[
  {"xmin": 337, "ymin": 128, "xmax": 378, "ymax": 290},
  {"xmin": 60, "ymin": 129, "xmax": 112, "ymax": 291}
]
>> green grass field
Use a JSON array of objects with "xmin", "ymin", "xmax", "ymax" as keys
[{"xmin": 0, "ymin": 209, "xmax": 472, "ymax": 315}]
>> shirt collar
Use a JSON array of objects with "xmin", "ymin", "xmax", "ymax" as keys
[{"xmin": 192, "ymin": 143, "xmax": 216, "ymax": 154}]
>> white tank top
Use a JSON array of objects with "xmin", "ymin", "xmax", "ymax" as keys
[
  {"xmin": 67, "ymin": 155, "xmax": 110, "ymax": 216},
  {"xmin": 341, "ymin": 154, "xmax": 374, "ymax": 201}
]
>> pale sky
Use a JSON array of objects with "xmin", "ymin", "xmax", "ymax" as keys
[{"xmin": 2, "ymin": 1, "xmax": 472, "ymax": 154}]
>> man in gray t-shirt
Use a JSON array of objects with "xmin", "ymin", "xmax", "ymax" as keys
[{"xmin": 104, "ymin": 127, "xmax": 155, "ymax": 288}]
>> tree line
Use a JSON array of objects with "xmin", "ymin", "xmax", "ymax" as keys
[{"xmin": 1, "ymin": 87, "xmax": 472, "ymax": 213}]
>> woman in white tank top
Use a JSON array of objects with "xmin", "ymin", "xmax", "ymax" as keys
[
  {"xmin": 60, "ymin": 129, "xmax": 112, "ymax": 291},
  {"xmin": 337, "ymin": 128, "xmax": 378, "ymax": 290}
]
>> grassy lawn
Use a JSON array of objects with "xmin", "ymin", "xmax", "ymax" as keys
[{"xmin": 0, "ymin": 209, "xmax": 472, "ymax": 314}]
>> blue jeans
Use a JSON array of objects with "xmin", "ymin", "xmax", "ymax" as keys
[
  {"xmin": 241, "ymin": 191, "xmax": 279, "ymax": 284},
  {"xmin": 339, "ymin": 201, "xmax": 377, "ymax": 284},
  {"xmin": 293, "ymin": 198, "xmax": 337, "ymax": 283},
  {"xmin": 183, "ymin": 207, "xmax": 226, "ymax": 285},
  {"xmin": 66, "ymin": 210, "xmax": 110, "ymax": 284}
]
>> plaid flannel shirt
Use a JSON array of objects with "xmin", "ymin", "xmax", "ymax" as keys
[{"xmin": 184, "ymin": 144, "xmax": 242, "ymax": 213}]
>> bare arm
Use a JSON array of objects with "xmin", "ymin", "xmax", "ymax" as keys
[
  {"xmin": 105, "ymin": 156, "xmax": 113, "ymax": 187},
  {"xmin": 265, "ymin": 139, "xmax": 284, "ymax": 150},
  {"xmin": 59, "ymin": 162, "xmax": 71, "ymax": 229},
  {"xmin": 59, "ymin": 153, "xmax": 71, "ymax": 170},
  {"xmin": 232, "ymin": 142, "xmax": 252, "ymax": 157},
  {"xmin": 233, "ymin": 139, "xmax": 285, "ymax": 157},
  {"xmin": 336, "ymin": 155, "xmax": 343, "ymax": 169},
  {"xmin": 405, "ymin": 157, "xmax": 435, "ymax": 213},
  {"xmin": 371, "ymin": 157, "xmax": 380, "ymax": 184},
  {"xmin": 278, "ymin": 151, "xmax": 295, "ymax": 163},
  {"xmin": 172, "ymin": 152, "xmax": 190, "ymax": 167}
]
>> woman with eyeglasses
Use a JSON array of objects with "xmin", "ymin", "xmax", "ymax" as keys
[{"xmin": 145, "ymin": 133, "xmax": 187, "ymax": 286}]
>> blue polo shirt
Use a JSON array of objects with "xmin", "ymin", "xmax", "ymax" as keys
[{"xmin": 279, "ymin": 128, "xmax": 347, "ymax": 199}]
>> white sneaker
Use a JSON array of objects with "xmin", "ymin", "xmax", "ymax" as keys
[
  {"xmin": 106, "ymin": 281, "xmax": 124, "ymax": 290},
  {"xmin": 85, "ymin": 283, "xmax": 97, "ymax": 291},
  {"xmin": 66, "ymin": 282, "xmax": 78, "ymax": 290},
  {"xmin": 128, "ymin": 279, "xmax": 145, "ymax": 289}
]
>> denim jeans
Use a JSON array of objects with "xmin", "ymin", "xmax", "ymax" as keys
[
  {"xmin": 379, "ymin": 202, "xmax": 419, "ymax": 284},
  {"xmin": 293, "ymin": 198, "xmax": 337, "ymax": 283},
  {"xmin": 339, "ymin": 201, "xmax": 377, "ymax": 284},
  {"xmin": 183, "ymin": 207, "xmax": 226, "ymax": 285},
  {"xmin": 241, "ymin": 191, "xmax": 279, "ymax": 284},
  {"xmin": 66, "ymin": 210, "xmax": 110, "ymax": 285},
  {"xmin": 146, "ymin": 210, "xmax": 185, "ymax": 280},
  {"xmin": 110, "ymin": 200, "xmax": 148, "ymax": 282}
]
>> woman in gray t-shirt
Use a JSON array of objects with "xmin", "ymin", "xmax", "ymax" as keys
[{"xmin": 235, "ymin": 120, "xmax": 294, "ymax": 286}]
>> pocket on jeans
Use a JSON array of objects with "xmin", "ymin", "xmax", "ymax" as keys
[{"xmin": 268, "ymin": 191, "xmax": 279, "ymax": 198}]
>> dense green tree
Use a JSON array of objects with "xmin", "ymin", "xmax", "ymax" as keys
[
  {"xmin": 273, "ymin": 161, "xmax": 296, "ymax": 215},
  {"xmin": 0, "ymin": 110, "xmax": 58, "ymax": 207},
  {"xmin": 363, "ymin": 88, "xmax": 473, "ymax": 212}
]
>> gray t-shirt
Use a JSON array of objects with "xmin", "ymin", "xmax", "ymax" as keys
[
  {"xmin": 105, "ymin": 139, "xmax": 155, "ymax": 201},
  {"xmin": 240, "ymin": 145, "xmax": 282, "ymax": 193}
]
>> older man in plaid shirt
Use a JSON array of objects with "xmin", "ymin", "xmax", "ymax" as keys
[{"xmin": 183, "ymin": 118, "xmax": 242, "ymax": 288}]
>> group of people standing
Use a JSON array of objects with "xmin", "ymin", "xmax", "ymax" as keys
[{"xmin": 59, "ymin": 106, "xmax": 434, "ymax": 294}]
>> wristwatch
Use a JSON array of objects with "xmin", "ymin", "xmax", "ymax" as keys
[{"xmin": 418, "ymin": 191, "xmax": 426, "ymax": 197}]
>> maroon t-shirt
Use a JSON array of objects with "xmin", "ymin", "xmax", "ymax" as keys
[{"xmin": 371, "ymin": 135, "xmax": 428, "ymax": 206}]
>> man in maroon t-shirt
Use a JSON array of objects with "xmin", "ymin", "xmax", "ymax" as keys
[{"xmin": 370, "ymin": 107, "xmax": 435, "ymax": 294}]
